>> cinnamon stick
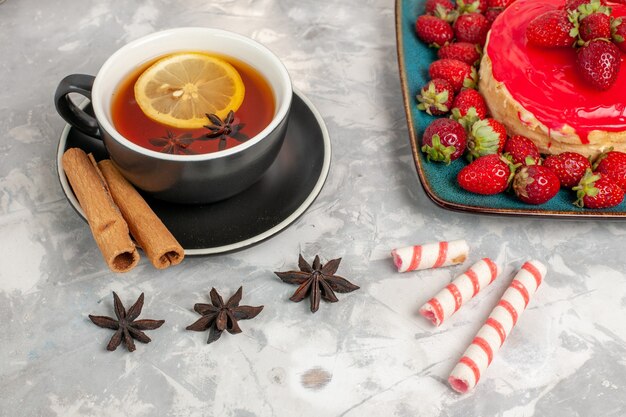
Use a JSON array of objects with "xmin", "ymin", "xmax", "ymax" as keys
[
  {"xmin": 97, "ymin": 160, "xmax": 184, "ymax": 269},
  {"xmin": 62, "ymin": 148, "xmax": 139, "ymax": 273}
]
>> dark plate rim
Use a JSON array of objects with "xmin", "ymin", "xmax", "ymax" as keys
[
  {"xmin": 56, "ymin": 88, "xmax": 332, "ymax": 255},
  {"xmin": 394, "ymin": 0, "xmax": 626, "ymax": 219}
]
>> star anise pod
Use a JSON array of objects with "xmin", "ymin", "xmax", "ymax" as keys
[
  {"xmin": 89, "ymin": 292, "xmax": 165, "ymax": 352},
  {"xmin": 202, "ymin": 111, "xmax": 249, "ymax": 150},
  {"xmin": 186, "ymin": 287, "xmax": 263, "ymax": 344},
  {"xmin": 275, "ymin": 255, "xmax": 360, "ymax": 313},
  {"xmin": 149, "ymin": 130, "xmax": 196, "ymax": 155}
]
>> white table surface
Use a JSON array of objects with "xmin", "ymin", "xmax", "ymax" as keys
[{"xmin": 1, "ymin": 0, "xmax": 625, "ymax": 416}]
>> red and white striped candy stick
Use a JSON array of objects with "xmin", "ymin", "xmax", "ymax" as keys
[
  {"xmin": 448, "ymin": 260, "xmax": 547, "ymax": 394},
  {"xmin": 391, "ymin": 240, "xmax": 469, "ymax": 273},
  {"xmin": 419, "ymin": 258, "xmax": 500, "ymax": 327}
]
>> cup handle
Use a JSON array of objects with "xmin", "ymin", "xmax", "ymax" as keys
[{"xmin": 54, "ymin": 74, "xmax": 101, "ymax": 139}]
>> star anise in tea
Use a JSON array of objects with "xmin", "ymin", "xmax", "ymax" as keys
[
  {"xmin": 202, "ymin": 111, "xmax": 249, "ymax": 150},
  {"xmin": 275, "ymin": 255, "xmax": 360, "ymax": 313},
  {"xmin": 89, "ymin": 292, "xmax": 165, "ymax": 352},
  {"xmin": 149, "ymin": 130, "xmax": 196, "ymax": 155},
  {"xmin": 186, "ymin": 287, "xmax": 263, "ymax": 344}
]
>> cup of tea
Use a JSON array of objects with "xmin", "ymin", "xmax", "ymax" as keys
[{"xmin": 55, "ymin": 27, "xmax": 292, "ymax": 204}]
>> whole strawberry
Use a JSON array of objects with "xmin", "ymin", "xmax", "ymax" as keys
[
  {"xmin": 576, "ymin": 39, "xmax": 621, "ymax": 90},
  {"xmin": 415, "ymin": 15, "xmax": 454, "ymax": 47},
  {"xmin": 544, "ymin": 152, "xmax": 591, "ymax": 188},
  {"xmin": 526, "ymin": 10, "xmax": 576, "ymax": 47},
  {"xmin": 457, "ymin": 154, "xmax": 516, "ymax": 195},
  {"xmin": 450, "ymin": 89, "xmax": 487, "ymax": 132},
  {"xmin": 466, "ymin": 118, "xmax": 507, "ymax": 161},
  {"xmin": 612, "ymin": 17, "xmax": 626, "ymax": 53},
  {"xmin": 437, "ymin": 42, "xmax": 481, "ymax": 66},
  {"xmin": 513, "ymin": 165, "xmax": 560, "ymax": 204},
  {"xmin": 416, "ymin": 79, "xmax": 455, "ymax": 116},
  {"xmin": 573, "ymin": 169, "xmax": 624, "ymax": 208},
  {"xmin": 570, "ymin": 0, "xmax": 612, "ymax": 44},
  {"xmin": 485, "ymin": 8, "xmax": 504, "ymax": 25},
  {"xmin": 566, "ymin": 0, "xmax": 607, "ymax": 12},
  {"xmin": 593, "ymin": 150, "xmax": 626, "ymax": 190},
  {"xmin": 421, "ymin": 118, "xmax": 467, "ymax": 164},
  {"xmin": 454, "ymin": 13, "xmax": 490, "ymax": 45},
  {"xmin": 429, "ymin": 59, "xmax": 478, "ymax": 91},
  {"xmin": 579, "ymin": 12, "xmax": 612, "ymax": 42},
  {"xmin": 425, "ymin": 0, "xmax": 455, "ymax": 16},
  {"xmin": 503, "ymin": 135, "xmax": 541, "ymax": 165},
  {"xmin": 456, "ymin": 0, "xmax": 488, "ymax": 14},
  {"xmin": 488, "ymin": 0, "xmax": 515, "ymax": 7},
  {"xmin": 451, "ymin": 108, "xmax": 481, "ymax": 134},
  {"xmin": 451, "ymin": 88, "xmax": 488, "ymax": 119}
]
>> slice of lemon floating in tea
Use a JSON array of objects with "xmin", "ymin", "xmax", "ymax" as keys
[{"xmin": 134, "ymin": 52, "xmax": 245, "ymax": 129}]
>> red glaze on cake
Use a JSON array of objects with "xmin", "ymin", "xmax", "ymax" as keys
[{"xmin": 479, "ymin": 0, "xmax": 626, "ymax": 156}]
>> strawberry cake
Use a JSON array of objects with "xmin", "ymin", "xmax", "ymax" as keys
[{"xmin": 478, "ymin": 0, "xmax": 626, "ymax": 157}]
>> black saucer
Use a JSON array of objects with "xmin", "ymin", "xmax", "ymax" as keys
[{"xmin": 56, "ymin": 90, "xmax": 331, "ymax": 255}]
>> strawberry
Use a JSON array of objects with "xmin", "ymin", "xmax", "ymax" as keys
[
  {"xmin": 576, "ymin": 39, "xmax": 621, "ymax": 90},
  {"xmin": 429, "ymin": 59, "xmax": 478, "ymax": 92},
  {"xmin": 466, "ymin": 118, "xmax": 507, "ymax": 161},
  {"xmin": 451, "ymin": 88, "xmax": 487, "ymax": 119},
  {"xmin": 450, "ymin": 89, "xmax": 488, "ymax": 132},
  {"xmin": 568, "ymin": 0, "xmax": 611, "ymax": 45},
  {"xmin": 454, "ymin": 13, "xmax": 490, "ymax": 46},
  {"xmin": 457, "ymin": 154, "xmax": 516, "ymax": 195},
  {"xmin": 456, "ymin": 0, "xmax": 488, "ymax": 14},
  {"xmin": 579, "ymin": 12, "xmax": 612, "ymax": 42},
  {"xmin": 513, "ymin": 165, "xmax": 560, "ymax": 204},
  {"xmin": 451, "ymin": 107, "xmax": 481, "ymax": 133},
  {"xmin": 565, "ymin": 0, "xmax": 607, "ymax": 12},
  {"xmin": 572, "ymin": 0, "xmax": 610, "ymax": 15},
  {"xmin": 416, "ymin": 78, "xmax": 455, "ymax": 116},
  {"xmin": 526, "ymin": 10, "xmax": 576, "ymax": 47},
  {"xmin": 612, "ymin": 17, "xmax": 626, "ymax": 53},
  {"xmin": 415, "ymin": 15, "xmax": 455, "ymax": 47},
  {"xmin": 543, "ymin": 152, "xmax": 591, "ymax": 188},
  {"xmin": 485, "ymin": 8, "xmax": 504, "ymax": 25},
  {"xmin": 573, "ymin": 169, "xmax": 625, "ymax": 208},
  {"xmin": 503, "ymin": 135, "xmax": 541, "ymax": 165},
  {"xmin": 437, "ymin": 42, "xmax": 482, "ymax": 66},
  {"xmin": 421, "ymin": 118, "xmax": 467, "ymax": 163},
  {"xmin": 487, "ymin": 0, "xmax": 515, "ymax": 8},
  {"xmin": 425, "ymin": 0, "xmax": 455, "ymax": 16},
  {"xmin": 592, "ymin": 150, "xmax": 626, "ymax": 190}
]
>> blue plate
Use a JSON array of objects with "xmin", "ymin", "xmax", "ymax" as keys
[{"xmin": 395, "ymin": 0, "xmax": 626, "ymax": 218}]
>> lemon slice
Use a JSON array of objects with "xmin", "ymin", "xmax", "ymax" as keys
[{"xmin": 134, "ymin": 52, "xmax": 245, "ymax": 129}]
